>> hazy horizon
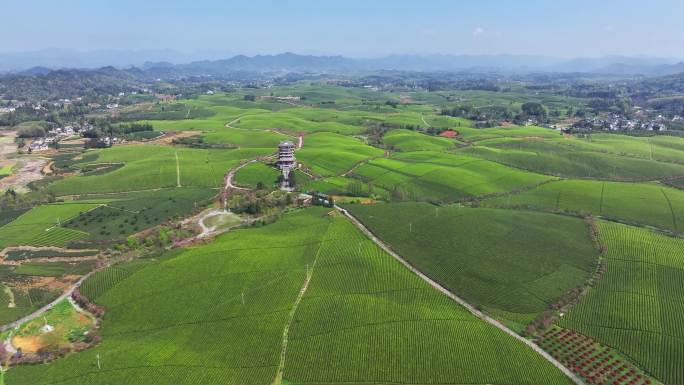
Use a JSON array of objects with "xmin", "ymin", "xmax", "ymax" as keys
[{"xmin": 2, "ymin": 0, "xmax": 682, "ymax": 59}]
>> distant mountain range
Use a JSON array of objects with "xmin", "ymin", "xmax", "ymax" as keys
[
  {"xmin": 1, "ymin": 50, "xmax": 684, "ymax": 76},
  {"xmin": 131, "ymin": 53, "xmax": 684, "ymax": 77}
]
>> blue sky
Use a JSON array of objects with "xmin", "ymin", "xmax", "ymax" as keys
[{"xmin": 2, "ymin": 0, "xmax": 682, "ymax": 58}]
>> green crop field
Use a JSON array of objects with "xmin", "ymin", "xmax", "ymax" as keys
[
  {"xmin": 484, "ymin": 179, "xmax": 684, "ymax": 233},
  {"xmin": 382, "ymin": 129, "xmax": 457, "ymax": 151},
  {"xmin": 302, "ymin": 175, "xmax": 391, "ymax": 198},
  {"xmin": 352, "ymin": 151, "xmax": 552, "ymax": 202},
  {"xmin": 63, "ymin": 188, "xmax": 214, "ymax": 241},
  {"xmin": 0, "ymin": 203, "xmax": 100, "ymax": 249},
  {"xmin": 202, "ymin": 127, "xmax": 291, "ymax": 148},
  {"xmin": 14, "ymin": 261, "xmax": 97, "ymax": 277},
  {"xmin": 7, "ymin": 208, "xmax": 573, "ymax": 385},
  {"xmin": 233, "ymin": 162, "xmax": 280, "ymax": 189},
  {"xmin": 558, "ymin": 221, "xmax": 684, "ymax": 385},
  {"xmin": 7, "ymin": 81, "xmax": 684, "ymax": 384},
  {"xmin": 48, "ymin": 145, "xmax": 270, "ymax": 195},
  {"xmin": 345, "ymin": 203, "xmax": 598, "ymax": 327},
  {"xmin": 297, "ymin": 132, "xmax": 384, "ymax": 176},
  {"xmin": 4, "ymin": 249, "xmax": 96, "ymax": 261},
  {"xmin": 461, "ymin": 135, "xmax": 684, "ymax": 180}
]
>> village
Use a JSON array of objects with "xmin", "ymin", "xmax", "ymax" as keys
[{"xmin": 571, "ymin": 113, "xmax": 675, "ymax": 132}]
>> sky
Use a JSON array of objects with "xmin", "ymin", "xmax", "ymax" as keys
[{"xmin": 1, "ymin": 0, "xmax": 683, "ymax": 59}]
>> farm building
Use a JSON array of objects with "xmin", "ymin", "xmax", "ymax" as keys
[{"xmin": 277, "ymin": 140, "xmax": 296, "ymax": 188}]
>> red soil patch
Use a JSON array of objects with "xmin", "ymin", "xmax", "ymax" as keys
[{"xmin": 439, "ymin": 130, "xmax": 458, "ymax": 138}]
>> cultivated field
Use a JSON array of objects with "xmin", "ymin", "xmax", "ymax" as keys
[
  {"xmin": 559, "ymin": 221, "xmax": 684, "ymax": 385},
  {"xmin": 462, "ymin": 135, "xmax": 684, "ymax": 180},
  {"xmin": 296, "ymin": 132, "xmax": 384, "ymax": 177},
  {"xmin": 351, "ymin": 151, "xmax": 552, "ymax": 202},
  {"xmin": 383, "ymin": 128, "xmax": 457, "ymax": 151},
  {"xmin": 233, "ymin": 162, "xmax": 280, "ymax": 189},
  {"xmin": 484, "ymin": 179, "xmax": 684, "ymax": 233},
  {"xmin": 47, "ymin": 145, "xmax": 271, "ymax": 196},
  {"xmin": 7, "ymin": 208, "xmax": 574, "ymax": 385},
  {"xmin": 0, "ymin": 203, "xmax": 99, "ymax": 249},
  {"xmin": 345, "ymin": 203, "xmax": 598, "ymax": 327}
]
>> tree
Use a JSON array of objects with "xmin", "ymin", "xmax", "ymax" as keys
[
  {"xmin": 521, "ymin": 102, "xmax": 547, "ymax": 119},
  {"xmin": 126, "ymin": 236, "xmax": 140, "ymax": 249}
]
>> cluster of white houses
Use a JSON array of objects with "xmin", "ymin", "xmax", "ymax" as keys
[{"xmin": 28, "ymin": 124, "xmax": 96, "ymax": 152}]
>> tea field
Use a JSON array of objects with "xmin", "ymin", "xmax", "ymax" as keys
[
  {"xmin": 0, "ymin": 202, "xmax": 100, "ymax": 249},
  {"xmin": 233, "ymin": 162, "xmax": 280, "ymax": 189},
  {"xmin": 6, "ymin": 208, "xmax": 574, "ymax": 385},
  {"xmin": 484, "ymin": 179, "xmax": 684, "ymax": 233},
  {"xmin": 351, "ymin": 151, "xmax": 552, "ymax": 202},
  {"xmin": 47, "ymin": 145, "xmax": 271, "ymax": 196},
  {"xmin": 558, "ymin": 221, "xmax": 684, "ymax": 385},
  {"xmin": 345, "ymin": 203, "xmax": 598, "ymax": 327}
]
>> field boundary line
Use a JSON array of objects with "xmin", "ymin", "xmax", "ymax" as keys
[
  {"xmin": 44, "ymin": 204, "xmax": 104, "ymax": 232},
  {"xmin": 336, "ymin": 206, "xmax": 586, "ymax": 385},
  {"xmin": 175, "ymin": 150, "xmax": 182, "ymax": 187},
  {"xmin": 660, "ymin": 188, "xmax": 678, "ymax": 232},
  {"xmin": 421, "ymin": 114, "xmax": 432, "ymax": 128},
  {"xmin": 272, "ymin": 221, "xmax": 331, "ymax": 385}
]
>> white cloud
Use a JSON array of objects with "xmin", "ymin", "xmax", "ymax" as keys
[
  {"xmin": 420, "ymin": 28, "xmax": 437, "ymax": 37},
  {"xmin": 472, "ymin": 27, "xmax": 485, "ymax": 37}
]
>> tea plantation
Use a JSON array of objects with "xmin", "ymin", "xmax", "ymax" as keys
[
  {"xmin": 558, "ymin": 221, "xmax": 684, "ymax": 385},
  {"xmin": 6, "ymin": 209, "xmax": 574, "ymax": 385},
  {"xmin": 345, "ymin": 203, "xmax": 598, "ymax": 327}
]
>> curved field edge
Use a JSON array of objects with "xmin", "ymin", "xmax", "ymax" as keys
[
  {"xmin": 558, "ymin": 221, "xmax": 684, "ymax": 385},
  {"xmin": 483, "ymin": 179, "xmax": 684, "ymax": 234},
  {"xmin": 7, "ymin": 208, "xmax": 574, "ymax": 385}
]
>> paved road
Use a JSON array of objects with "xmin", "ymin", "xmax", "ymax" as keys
[{"xmin": 336, "ymin": 206, "xmax": 585, "ymax": 385}]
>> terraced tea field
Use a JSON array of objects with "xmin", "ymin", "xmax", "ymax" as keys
[
  {"xmin": 233, "ymin": 162, "xmax": 280, "ymax": 189},
  {"xmin": 559, "ymin": 221, "xmax": 684, "ymax": 385},
  {"xmin": 7, "ymin": 208, "xmax": 574, "ymax": 385},
  {"xmin": 462, "ymin": 135, "xmax": 684, "ymax": 180},
  {"xmin": 484, "ymin": 179, "xmax": 684, "ymax": 233},
  {"xmin": 352, "ymin": 151, "xmax": 551, "ymax": 202},
  {"xmin": 0, "ymin": 202, "xmax": 100, "ymax": 249},
  {"xmin": 345, "ymin": 203, "xmax": 598, "ymax": 327},
  {"xmin": 296, "ymin": 132, "xmax": 384, "ymax": 176},
  {"xmin": 382, "ymin": 128, "xmax": 457, "ymax": 151},
  {"xmin": 63, "ymin": 187, "xmax": 214, "ymax": 241},
  {"xmin": 48, "ymin": 145, "xmax": 271, "ymax": 196}
]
